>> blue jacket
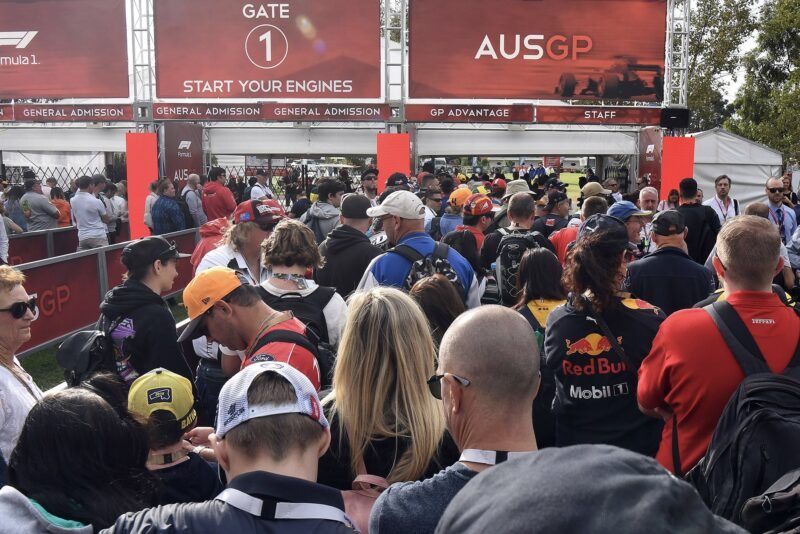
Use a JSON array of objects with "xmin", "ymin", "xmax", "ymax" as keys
[
  {"xmin": 357, "ymin": 232, "xmax": 482, "ymax": 308},
  {"xmin": 438, "ymin": 213, "xmax": 463, "ymax": 237},
  {"xmin": 151, "ymin": 196, "xmax": 186, "ymax": 235}
]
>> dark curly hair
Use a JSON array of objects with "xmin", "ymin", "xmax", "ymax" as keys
[{"xmin": 562, "ymin": 231, "xmax": 627, "ymax": 314}]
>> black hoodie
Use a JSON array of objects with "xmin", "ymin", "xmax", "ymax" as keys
[
  {"xmin": 98, "ymin": 279, "xmax": 192, "ymax": 381},
  {"xmin": 315, "ymin": 225, "xmax": 382, "ymax": 298}
]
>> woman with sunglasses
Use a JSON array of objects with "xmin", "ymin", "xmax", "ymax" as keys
[
  {"xmin": 318, "ymin": 287, "xmax": 458, "ymax": 490},
  {"xmin": 543, "ymin": 215, "xmax": 665, "ymax": 457},
  {"xmin": 0, "ymin": 265, "xmax": 42, "ymax": 465}
]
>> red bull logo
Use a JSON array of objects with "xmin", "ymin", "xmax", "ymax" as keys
[{"xmin": 565, "ymin": 333, "xmax": 622, "ymax": 356}]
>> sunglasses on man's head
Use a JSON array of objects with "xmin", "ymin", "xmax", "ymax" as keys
[
  {"xmin": 0, "ymin": 297, "xmax": 37, "ymax": 319},
  {"xmin": 427, "ymin": 373, "xmax": 471, "ymax": 400}
]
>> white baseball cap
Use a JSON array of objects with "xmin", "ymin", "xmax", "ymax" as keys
[
  {"xmin": 215, "ymin": 362, "xmax": 328, "ymax": 439},
  {"xmin": 366, "ymin": 190, "xmax": 426, "ymax": 220}
]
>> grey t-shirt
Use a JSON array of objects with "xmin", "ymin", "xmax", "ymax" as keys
[
  {"xmin": 369, "ymin": 462, "xmax": 478, "ymax": 534},
  {"xmin": 70, "ymin": 191, "xmax": 108, "ymax": 240},
  {"xmin": 20, "ymin": 191, "xmax": 59, "ymax": 231}
]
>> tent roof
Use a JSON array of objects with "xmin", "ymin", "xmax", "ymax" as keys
[{"xmin": 690, "ymin": 127, "xmax": 782, "ymax": 166}]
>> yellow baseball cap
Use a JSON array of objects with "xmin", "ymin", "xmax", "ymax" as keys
[
  {"xmin": 178, "ymin": 266, "xmax": 244, "ymax": 342},
  {"xmin": 449, "ymin": 187, "xmax": 472, "ymax": 211},
  {"xmin": 128, "ymin": 368, "xmax": 197, "ymax": 430}
]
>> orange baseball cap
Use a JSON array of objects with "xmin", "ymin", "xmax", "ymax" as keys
[
  {"xmin": 449, "ymin": 187, "xmax": 472, "ymax": 211},
  {"xmin": 178, "ymin": 267, "xmax": 245, "ymax": 342}
]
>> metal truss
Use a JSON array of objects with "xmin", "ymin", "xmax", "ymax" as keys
[
  {"xmin": 130, "ymin": 0, "xmax": 155, "ymax": 130},
  {"xmin": 664, "ymin": 0, "xmax": 691, "ymax": 107}
]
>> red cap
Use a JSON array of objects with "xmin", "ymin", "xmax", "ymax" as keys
[
  {"xmin": 463, "ymin": 194, "xmax": 494, "ymax": 216},
  {"xmin": 233, "ymin": 199, "xmax": 286, "ymax": 226},
  {"xmin": 493, "ymin": 178, "xmax": 507, "ymax": 190}
]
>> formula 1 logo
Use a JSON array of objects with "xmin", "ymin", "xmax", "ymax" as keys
[
  {"xmin": 178, "ymin": 141, "xmax": 192, "ymax": 150},
  {"xmin": 0, "ymin": 31, "xmax": 38, "ymax": 49}
]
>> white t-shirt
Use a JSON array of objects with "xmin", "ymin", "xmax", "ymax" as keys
[
  {"xmin": 703, "ymin": 196, "xmax": 738, "ymax": 226},
  {"xmin": 197, "ymin": 244, "xmax": 269, "ymax": 285},
  {"xmin": 70, "ymin": 191, "xmax": 108, "ymax": 240},
  {"xmin": 250, "ymin": 182, "xmax": 274, "ymax": 200},
  {"xmin": 0, "ymin": 359, "xmax": 43, "ymax": 460},
  {"xmin": 260, "ymin": 279, "xmax": 348, "ymax": 349}
]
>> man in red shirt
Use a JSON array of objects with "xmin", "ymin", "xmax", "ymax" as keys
[
  {"xmin": 201, "ymin": 167, "xmax": 236, "ymax": 220},
  {"xmin": 454, "ymin": 193, "xmax": 494, "ymax": 254},
  {"xmin": 179, "ymin": 266, "xmax": 321, "ymax": 390},
  {"xmin": 638, "ymin": 215, "xmax": 800, "ymax": 474}
]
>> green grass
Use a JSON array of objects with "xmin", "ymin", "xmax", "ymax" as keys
[{"xmin": 22, "ymin": 293, "xmax": 186, "ymax": 391}]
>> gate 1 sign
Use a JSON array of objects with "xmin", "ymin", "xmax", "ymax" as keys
[
  {"xmin": 153, "ymin": 0, "xmax": 381, "ymax": 99},
  {"xmin": 0, "ymin": 0, "xmax": 128, "ymax": 99},
  {"xmin": 163, "ymin": 123, "xmax": 204, "ymax": 184},
  {"xmin": 409, "ymin": 0, "xmax": 667, "ymax": 102}
]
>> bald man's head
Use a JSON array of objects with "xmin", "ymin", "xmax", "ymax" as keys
[{"xmin": 439, "ymin": 305, "xmax": 539, "ymax": 408}]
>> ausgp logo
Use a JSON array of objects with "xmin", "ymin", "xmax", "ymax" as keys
[{"xmin": 0, "ymin": 31, "xmax": 38, "ymax": 49}]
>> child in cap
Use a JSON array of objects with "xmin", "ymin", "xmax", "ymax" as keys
[
  {"xmin": 128, "ymin": 368, "xmax": 223, "ymax": 505},
  {"xmin": 109, "ymin": 362, "xmax": 354, "ymax": 533}
]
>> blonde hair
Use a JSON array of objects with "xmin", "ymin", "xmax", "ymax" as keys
[
  {"xmin": 222, "ymin": 221, "xmax": 258, "ymax": 252},
  {"xmin": 717, "ymin": 215, "xmax": 781, "ymax": 289},
  {"xmin": 323, "ymin": 287, "xmax": 445, "ymax": 483},
  {"xmin": 261, "ymin": 219, "xmax": 322, "ymax": 269},
  {"xmin": 0, "ymin": 265, "xmax": 25, "ymax": 293}
]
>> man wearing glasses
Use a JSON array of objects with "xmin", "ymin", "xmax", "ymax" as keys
[
  {"xmin": 97, "ymin": 236, "xmax": 193, "ymax": 384},
  {"xmin": 0, "ymin": 265, "xmax": 43, "ymax": 463},
  {"xmin": 766, "ymin": 176, "xmax": 797, "ymax": 245},
  {"xmin": 369, "ymin": 306, "xmax": 539, "ymax": 534}
]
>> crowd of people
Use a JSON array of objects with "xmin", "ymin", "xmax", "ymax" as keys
[{"xmin": 2, "ymin": 163, "xmax": 800, "ymax": 533}]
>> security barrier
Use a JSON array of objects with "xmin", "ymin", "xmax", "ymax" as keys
[
  {"xmin": 15, "ymin": 228, "xmax": 198, "ymax": 358},
  {"xmin": 7, "ymin": 224, "xmax": 132, "ymax": 266}
]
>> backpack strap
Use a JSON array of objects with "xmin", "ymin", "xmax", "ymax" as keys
[
  {"xmin": 389, "ymin": 244, "xmax": 425, "ymax": 263},
  {"xmin": 302, "ymin": 286, "xmax": 337, "ymax": 310},
  {"xmin": 251, "ymin": 328, "xmax": 320, "ymax": 359},
  {"xmin": 520, "ymin": 303, "xmax": 543, "ymax": 331},
  {"xmin": 432, "ymin": 242, "xmax": 451, "ymax": 261},
  {"xmin": 734, "ymin": 198, "xmax": 739, "ymax": 216},
  {"xmin": 703, "ymin": 301, "xmax": 772, "ymax": 376}
]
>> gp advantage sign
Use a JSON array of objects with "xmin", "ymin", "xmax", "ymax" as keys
[
  {"xmin": 153, "ymin": 0, "xmax": 381, "ymax": 99},
  {"xmin": 409, "ymin": 0, "xmax": 667, "ymax": 102},
  {"xmin": 0, "ymin": 0, "xmax": 129, "ymax": 99}
]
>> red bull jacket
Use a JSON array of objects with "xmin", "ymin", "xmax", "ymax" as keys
[{"xmin": 543, "ymin": 294, "xmax": 665, "ymax": 456}]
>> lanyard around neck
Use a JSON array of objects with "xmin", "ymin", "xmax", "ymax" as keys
[
  {"xmin": 216, "ymin": 488, "xmax": 352, "ymax": 526},
  {"xmin": 459, "ymin": 449, "xmax": 531, "ymax": 466}
]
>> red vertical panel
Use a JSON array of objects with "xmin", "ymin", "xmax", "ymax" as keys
[
  {"xmin": 126, "ymin": 133, "xmax": 159, "ymax": 239},
  {"xmin": 660, "ymin": 137, "xmax": 695, "ymax": 200},
  {"xmin": 376, "ymin": 133, "xmax": 411, "ymax": 193}
]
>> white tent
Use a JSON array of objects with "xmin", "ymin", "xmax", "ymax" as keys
[{"xmin": 690, "ymin": 128, "xmax": 783, "ymax": 207}]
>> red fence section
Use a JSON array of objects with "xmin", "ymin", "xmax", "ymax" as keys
[{"xmin": 16, "ymin": 229, "xmax": 198, "ymax": 357}]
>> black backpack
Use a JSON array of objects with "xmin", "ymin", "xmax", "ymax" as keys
[
  {"xmin": 256, "ymin": 286, "xmax": 337, "ymax": 344},
  {"xmin": 56, "ymin": 318, "xmax": 122, "ymax": 387},
  {"xmin": 683, "ymin": 301, "xmax": 800, "ymax": 525},
  {"xmin": 741, "ymin": 467, "xmax": 800, "ymax": 533},
  {"xmin": 175, "ymin": 195, "xmax": 195, "ymax": 228},
  {"xmin": 495, "ymin": 229, "xmax": 543, "ymax": 306},
  {"xmin": 389, "ymin": 243, "xmax": 463, "ymax": 299}
]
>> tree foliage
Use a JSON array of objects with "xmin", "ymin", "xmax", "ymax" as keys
[
  {"xmin": 727, "ymin": 0, "xmax": 800, "ymax": 162},
  {"xmin": 687, "ymin": 0, "xmax": 756, "ymax": 131}
]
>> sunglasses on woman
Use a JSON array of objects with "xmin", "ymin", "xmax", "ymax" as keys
[{"xmin": 0, "ymin": 297, "xmax": 37, "ymax": 319}]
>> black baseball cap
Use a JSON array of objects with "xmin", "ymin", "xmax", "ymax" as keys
[
  {"xmin": 577, "ymin": 214, "xmax": 630, "ymax": 250},
  {"xmin": 386, "ymin": 172, "xmax": 410, "ymax": 188},
  {"xmin": 651, "ymin": 210, "xmax": 686, "ymax": 236},
  {"xmin": 545, "ymin": 191, "xmax": 569, "ymax": 211},
  {"xmin": 545, "ymin": 178, "xmax": 567, "ymax": 190},
  {"xmin": 340, "ymin": 194, "xmax": 372, "ymax": 219},
  {"xmin": 121, "ymin": 236, "xmax": 190, "ymax": 270}
]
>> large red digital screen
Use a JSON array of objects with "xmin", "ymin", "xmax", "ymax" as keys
[
  {"xmin": 154, "ymin": 0, "xmax": 381, "ymax": 99},
  {"xmin": 409, "ymin": 0, "xmax": 667, "ymax": 102}
]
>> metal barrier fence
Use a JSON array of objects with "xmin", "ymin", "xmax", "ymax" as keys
[
  {"xmin": 7, "ymin": 224, "xmax": 131, "ymax": 265},
  {"xmin": 3, "ymin": 166, "xmax": 110, "ymax": 190},
  {"xmin": 15, "ymin": 227, "xmax": 199, "ymax": 359}
]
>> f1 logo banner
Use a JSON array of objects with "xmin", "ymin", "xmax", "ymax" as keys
[
  {"xmin": 153, "ymin": 0, "xmax": 381, "ymax": 99},
  {"xmin": 162, "ymin": 123, "xmax": 204, "ymax": 184},
  {"xmin": 409, "ymin": 0, "xmax": 667, "ymax": 102},
  {"xmin": 0, "ymin": 0, "xmax": 129, "ymax": 99}
]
